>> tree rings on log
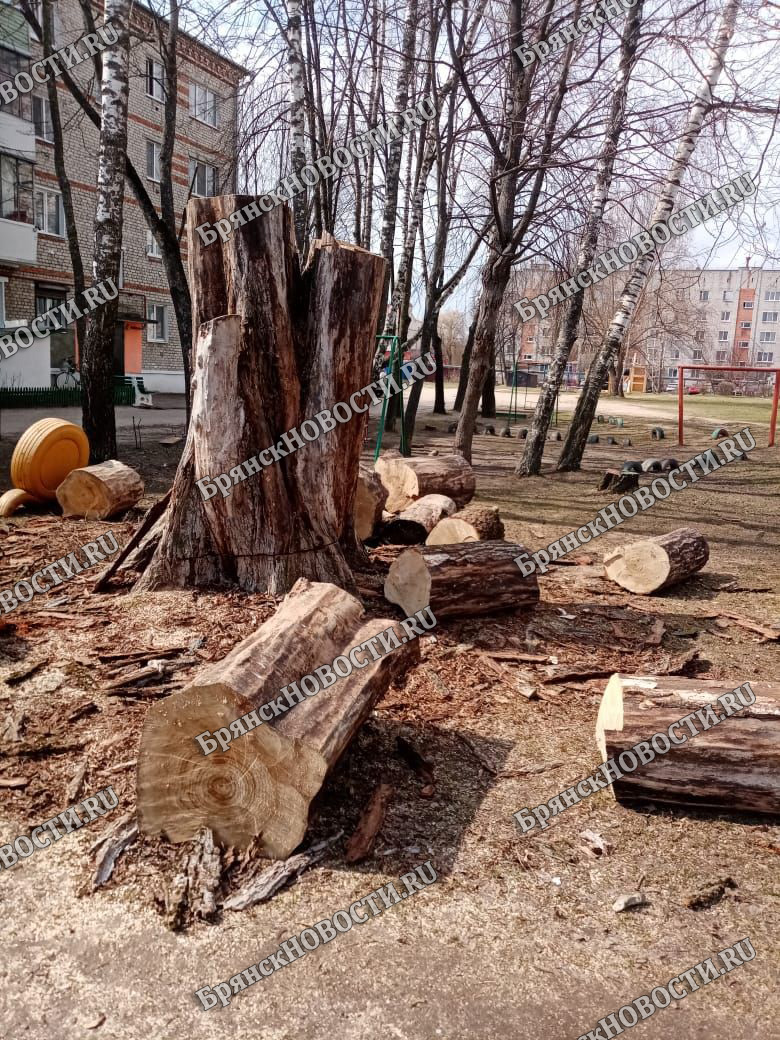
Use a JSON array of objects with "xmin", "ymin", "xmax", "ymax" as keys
[
  {"xmin": 56, "ymin": 460, "xmax": 144, "ymax": 519},
  {"xmin": 426, "ymin": 505, "xmax": 504, "ymax": 545},
  {"xmin": 374, "ymin": 453, "xmax": 476, "ymax": 512},
  {"xmin": 603, "ymin": 527, "xmax": 709, "ymax": 594},
  {"xmin": 378, "ymin": 494, "xmax": 457, "ymax": 544}
]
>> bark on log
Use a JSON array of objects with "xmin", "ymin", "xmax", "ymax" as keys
[
  {"xmin": 129, "ymin": 200, "xmax": 386, "ymax": 594},
  {"xmin": 374, "ymin": 452, "xmax": 476, "ymax": 512},
  {"xmin": 379, "ymin": 494, "xmax": 456, "ymax": 544},
  {"xmin": 596, "ymin": 674, "xmax": 780, "ymax": 814},
  {"xmin": 137, "ymin": 579, "xmax": 419, "ymax": 857},
  {"xmin": 425, "ymin": 505, "xmax": 504, "ymax": 545},
  {"xmin": 384, "ymin": 541, "xmax": 539, "ymax": 619},
  {"xmin": 598, "ymin": 469, "xmax": 638, "ymax": 494},
  {"xmin": 354, "ymin": 463, "xmax": 388, "ymax": 540},
  {"xmin": 603, "ymin": 527, "xmax": 709, "ymax": 594},
  {"xmin": 56, "ymin": 460, "xmax": 144, "ymax": 519}
]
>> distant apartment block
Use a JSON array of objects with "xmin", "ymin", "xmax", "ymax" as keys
[{"xmin": 0, "ymin": 0, "xmax": 246, "ymax": 392}]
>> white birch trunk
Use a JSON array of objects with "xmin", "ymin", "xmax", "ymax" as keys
[{"xmin": 287, "ymin": 0, "xmax": 308, "ymax": 252}]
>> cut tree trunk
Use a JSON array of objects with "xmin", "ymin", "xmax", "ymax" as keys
[
  {"xmin": 375, "ymin": 452, "xmax": 475, "ymax": 512},
  {"xmin": 137, "ymin": 580, "xmax": 419, "ymax": 858},
  {"xmin": 598, "ymin": 469, "xmax": 639, "ymax": 494},
  {"xmin": 56, "ymin": 460, "xmax": 143, "ymax": 519},
  {"xmin": 122, "ymin": 200, "xmax": 385, "ymax": 595},
  {"xmin": 426, "ymin": 505, "xmax": 504, "ymax": 545},
  {"xmin": 354, "ymin": 463, "xmax": 388, "ymax": 540},
  {"xmin": 378, "ymin": 494, "xmax": 456, "ymax": 544},
  {"xmin": 384, "ymin": 540, "xmax": 539, "ymax": 619},
  {"xmin": 596, "ymin": 674, "xmax": 780, "ymax": 814},
  {"xmin": 603, "ymin": 527, "xmax": 708, "ymax": 594}
]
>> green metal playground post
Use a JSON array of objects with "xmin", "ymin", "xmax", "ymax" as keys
[{"xmin": 373, "ymin": 334, "xmax": 407, "ymax": 459}]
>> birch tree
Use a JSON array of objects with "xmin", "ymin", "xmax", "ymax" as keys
[
  {"xmin": 517, "ymin": 0, "xmax": 644, "ymax": 475},
  {"xmin": 80, "ymin": 0, "xmax": 130, "ymax": 461},
  {"xmin": 557, "ymin": 0, "xmax": 741, "ymax": 471}
]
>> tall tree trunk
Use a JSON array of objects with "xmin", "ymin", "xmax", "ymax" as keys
[
  {"xmin": 81, "ymin": 0, "xmax": 129, "ymax": 462},
  {"xmin": 517, "ymin": 0, "xmax": 642, "ymax": 475},
  {"xmin": 433, "ymin": 326, "xmax": 446, "ymax": 412},
  {"xmin": 480, "ymin": 356, "xmax": 496, "ymax": 417},
  {"xmin": 287, "ymin": 0, "xmax": 308, "ymax": 252},
  {"xmin": 557, "ymin": 0, "xmax": 740, "ymax": 471},
  {"xmin": 454, "ymin": 318, "xmax": 475, "ymax": 411},
  {"xmin": 42, "ymin": 0, "xmax": 86, "ymax": 354}
]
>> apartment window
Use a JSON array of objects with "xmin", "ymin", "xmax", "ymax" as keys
[
  {"xmin": 32, "ymin": 95, "xmax": 53, "ymax": 142},
  {"xmin": 670, "ymin": 349, "xmax": 680, "ymax": 359},
  {"xmin": 0, "ymin": 154, "xmax": 34, "ymax": 221},
  {"xmin": 675, "ymin": 290, "xmax": 686, "ymax": 301},
  {"xmin": 667, "ymin": 367, "xmax": 678, "ymax": 378},
  {"xmin": 759, "ymin": 331, "xmax": 776, "ymax": 343},
  {"xmin": 146, "ymin": 58, "xmax": 165, "ymax": 101},
  {"xmin": 757, "ymin": 351, "xmax": 774, "ymax": 363},
  {"xmin": 0, "ymin": 46, "xmax": 31, "ymax": 119},
  {"xmin": 146, "ymin": 140, "xmax": 161, "ymax": 182},
  {"xmin": 35, "ymin": 288, "xmax": 66, "ymax": 331},
  {"xmin": 761, "ymin": 312, "xmax": 778, "ymax": 323},
  {"xmin": 147, "ymin": 303, "xmax": 168, "ymax": 342},
  {"xmin": 765, "ymin": 290, "xmax": 780, "ymax": 302},
  {"xmin": 146, "ymin": 230, "xmax": 162, "ymax": 258},
  {"xmin": 34, "ymin": 187, "xmax": 64, "ymax": 235},
  {"xmin": 188, "ymin": 159, "xmax": 218, "ymax": 197},
  {"xmin": 699, "ymin": 290, "xmax": 709, "ymax": 302},
  {"xmin": 739, "ymin": 320, "xmax": 751, "ymax": 329},
  {"xmin": 189, "ymin": 83, "xmax": 218, "ymax": 127},
  {"xmin": 742, "ymin": 300, "xmax": 753, "ymax": 310},
  {"xmin": 720, "ymin": 310, "xmax": 730, "ymax": 321},
  {"xmin": 739, "ymin": 341, "xmax": 749, "ymax": 349},
  {"xmin": 718, "ymin": 331, "xmax": 729, "ymax": 341},
  {"xmin": 716, "ymin": 350, "xmax": 727, "ymax": 361},
  {"xmin": 723, "ymin": 290, "xmax": 734, "ymax": 302},
  {"xmin": 695, "ymin": 330, "xmax": 705, "ymax": 341},
  {"xmin": 693, "ymin": 349, "xmax": 703, "ymax": 360}
]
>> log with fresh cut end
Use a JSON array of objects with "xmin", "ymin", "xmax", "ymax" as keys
[
  {"xmin": 55, "ymin": 460, "xmax": 144, "ymax": 519},
  {"xmin": 136, "ymin": 579, "xmax": 419, "ymax": 858},
  {"xmin": 379, "ymin": 494, "xmax": 457, "ymax": 544},
  {"xmin": 374, "ymin": 452, "xmax": 475, "ymax": 512},
  {"xmin": 384, "ymin": 540, "xmax": 539, "ymax": 619},
  {"xmin": 595, "ymin": 674, "xmax": 780, "ymax": 814},
  {"xmin": 354, "ymin": 463, "xmax": 388, "ymax": 540},
  {"xmin": 425, "ymin": 505, "xmax": 504, "ymax": 545},
  {"xmin": 603, "ymin": 527, "xmax": 709, "ymax": 594}
]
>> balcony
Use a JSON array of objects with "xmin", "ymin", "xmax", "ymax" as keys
[
  {"xmin": 0, "ymin": 108, "xmax": 36, "ymax": 162},
  {"xmin": 0, "ymin": 215, "xmax": 37, "ymax": 265}
]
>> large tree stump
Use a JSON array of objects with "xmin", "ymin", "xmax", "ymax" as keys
[
  {"xmin": 354, "ymin": 463, "xmax": 388, "ymax": 540},
  {"xmin": 596, "ymin": 674, "xmax": 780, "ymax": 815},
  {"xmin": 603, "ymin": 527, "xmax": 709, "ymax": 594},
  {"xmin": 55, "ymin": 460, "xmax": 143, "ymax": 518},
  {"xmin": 374, "ymin": 452, "xmax": 475, "ymax": 512},
  {"xmin": 137, "ymin": 580, "xmax": 419, "ymax": 858},
  {"xmin": 378, "ymin": 494, "xmax": 457, "ymax": 544},
  {"xmin": 426, "ymin": 505, "xmax": 504, "ymax": 545},
  {"xmin": 124, "ymin": 199, "xmax": 386, "ymax": 594},
  {"xmin": 384, "ymin": 541, "xmax": 539, "ymax": 619}
]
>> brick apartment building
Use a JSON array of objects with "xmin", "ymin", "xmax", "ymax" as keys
[{"xmin": 0, "ymin": 0, "xmax": 245, "ymax": 393}]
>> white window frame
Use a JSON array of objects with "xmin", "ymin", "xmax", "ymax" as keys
[
  {"xmin": 695, "ymin": 330, "xmax": 705, "ymax": 341},
  {"xmin": 189, "ymin": 82, "xmax": 218, "ymax": 127},
  {"xmin": 692, "ymin": 348, "xmax": 704, "ymax": 360},
  {"xmin": 723, "ymin": 290, "xmax": 734, "ymax": 302},
  {"xmin": 522, "ymin": 354, "xmax": 533, "ymax": 360},
  {"xmin": 715, "ymin": 350, "xmax": 727, "ymax": 361},
  {"xmin": 147, "ymin": 302, "xmax": 168, "ymax": 343},
  {"xmin": 718, "ymin": 331, "xmax": 728, "ymax": 341},
  {"xmin": 33, "ymin": 186, "xmax": 64, "ymax": 236},
  {"xmin": 739, "ymin": 320, "xmax": 751, "ymax": 329},
  {"xmin": 146, "ymin": 58, "xmax": 165, "ymax": 102},
  {"xmin": 765, "ymin": 290, "xmax": 780, "ymax": 302},
  {"xmin": 146, "ymin": 140, "xmax": 161, "ymax": 182},
  {"xmin": 146, "ymin": 230, "xmax": 162, "ymax": 258},
  {"xmin": 761, "ymin": 312, "xmax": 778, "ymax": 323},
  {"xmin": 759, "ymin": 331, "xmax": 776, "ymax": 344},
  {"xmin": 699, "ymin": 290, "xmax": 709, "ymax": 302},
  {"xmin": 757, "ymin": 351, "xmax": 774, "ymax": 363},
  {"xmin": 742, "ymin": 300, "xmax": 753, "ymax": 309},
  {"xmin": 720, "ymin": 310, "xmax": 730, "ymax": 321},
  {"xmin": 670, "ymin": 349, "xmax": 680, "ymax": 359},
  {"xmin": 667, "ymin": 366, "xmax": 678, "ymax": 378},
  {"xmin": 188, "ymin": 158, "xmax": 218, "ymax": 198},
  {"xmin": 32, "ymin": 95, "xmax": 53, "ymax": 142}
]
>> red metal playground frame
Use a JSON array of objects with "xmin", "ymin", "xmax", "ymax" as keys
[{"xmin": 677, "ymin": 364, "xmax": 780, "ymax": 448}]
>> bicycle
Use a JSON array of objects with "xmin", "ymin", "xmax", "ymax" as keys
[{"xmin": 56, "ymin": 357, "xmax": 81, "ymax": 390}]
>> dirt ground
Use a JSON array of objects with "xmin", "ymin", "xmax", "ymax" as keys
[{"xmin": 0, "ymin": 399, "xmax": 778, "ymax": 1040}]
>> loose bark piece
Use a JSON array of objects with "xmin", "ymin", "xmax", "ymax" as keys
[
  {"xmin": 223, "ymin": 832, "xmax": 341, "ymax": 910},
  {"xmin": 345, "ymin": 781, "xmax": 394, "ymax": 862},
  {"xmin": 137, "ymin": 579, "xmax": 419, "ymax": 858},
  {"xmin": 379, "ymin": 494, "xmax": 456, "ymax": 544},
  {"xmin": 396, "ymin": 735, "xmax": 435, "ymax": 786},
  {"xmin": 56, "ymin": 460, "xmax": 144, "ymax": 519},
  {"xmin": 426, "ymin": 505, "xmax": 504, "ymax": 545},
  {"xmin": 132, "ymin": 204, "xmax": 386, "ymax": 595},
  {"xmin": 384, "ymin": 541, "xmax": 539, "ymax": 619},
  {"xmin": 374, "ymin": 452, "xmax": 476, "ymax": 512},
  {"xmin": 596, "ymin": 674, "xmax": 780, "ymax": 814},
  {"xmin": 354, "ymin": 463, "xmax": 388, "ymax": 540},
  {"xmin": 603, "ymin": 527, "xmax": 709, "ymax": 594},
  {"xmin": 91, "ymin": 814, "xmax": 138, "ymax": 890},
  {"xmin": 67, "ymin": 761, "xmax": 88, "ymax": 802}
]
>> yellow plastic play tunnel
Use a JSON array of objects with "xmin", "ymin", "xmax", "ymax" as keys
[
  {"xmin": 10, "ymin": 418, "xmax": 90, "ymax": 501},
  {"xmin": 0, "ymin": 488, "xmax": 42, "ymax": 517}
]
